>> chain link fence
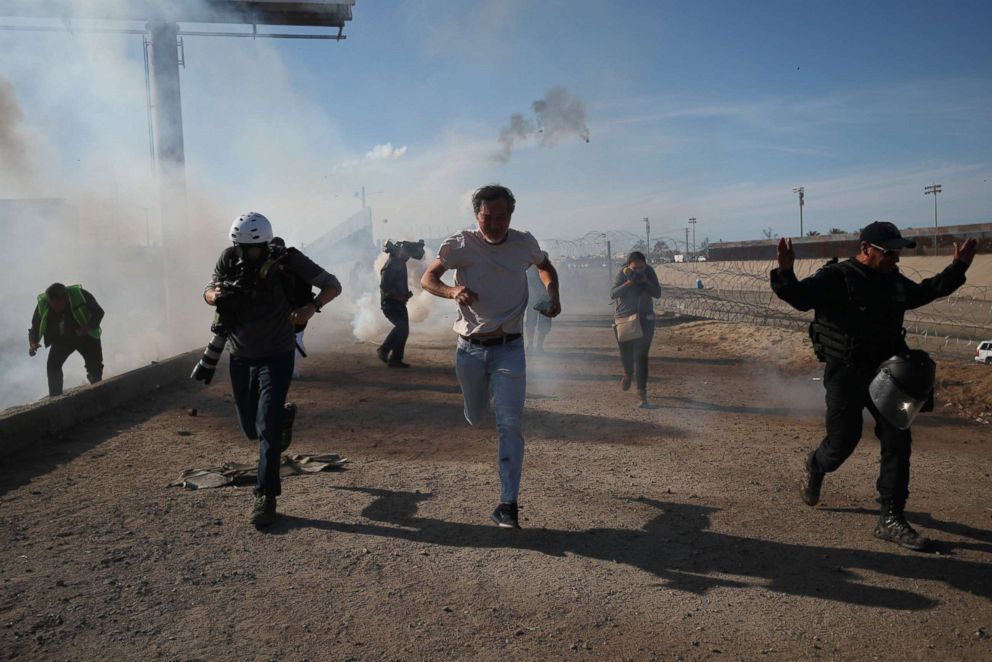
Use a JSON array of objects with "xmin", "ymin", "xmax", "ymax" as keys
[{"xmin": 555, "ymin": 257, "xmax": 992, "ymax": 362}]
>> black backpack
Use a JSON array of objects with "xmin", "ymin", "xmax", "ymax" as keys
[{"xmin": 261, "ymin": 246, "xmax": 315, "ymax": 330}]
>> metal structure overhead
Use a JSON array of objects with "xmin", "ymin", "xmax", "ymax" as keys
[
  {"xmin": 0, "ymin": 1, "xmax": 354, "ymax": 27},
  {"xmin": 0, "ymin": 0, "xmax": 355, "ymax": 337}
]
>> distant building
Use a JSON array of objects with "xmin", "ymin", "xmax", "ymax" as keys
[{"xmin": 707, "ymin": 222, "xmax": 992, "ymax": 261}]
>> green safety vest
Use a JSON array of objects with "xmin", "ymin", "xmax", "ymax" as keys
[{"xmin": 37, "ymin": 285, "xmax": 101, "ymax": 339}]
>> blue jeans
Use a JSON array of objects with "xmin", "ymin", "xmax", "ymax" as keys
[
  {"xmin": 229, "ymin": 351, "xmax": 295, "ymax": 496},
  {"xmin": 455, "ymin": 336, "xmax": 527, "ymax": 503}
]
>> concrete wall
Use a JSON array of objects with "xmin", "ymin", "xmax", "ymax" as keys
[{"xmin": 0, "ymin": 349, "xmax": 201, "ymax": 458}]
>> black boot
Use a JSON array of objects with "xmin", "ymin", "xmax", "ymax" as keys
[
  {"xmin": 874, "ymin": 500, "xmax": 927, "ymax": 551},
  {"xmin": 800, "ymin": 451, "xmax": 823, "ymax": 506},
  {"xmin": 251, "ymin": 493, "xmax": 277, "ymax": 528}
]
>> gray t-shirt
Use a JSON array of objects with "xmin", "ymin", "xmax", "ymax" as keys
[
  {"xmin": 437, "ymin": 228, "xmax": 546, "ymax": 336},
  {"xmin": 210, "ymin": 246, "xmax": 340, "ymax": 358}
]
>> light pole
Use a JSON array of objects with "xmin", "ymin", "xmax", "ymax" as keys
[
  {"xmin": 792, "ymin": 186, "xmax": 804, "ymax": 236},
  {"xmin": 688, "ymin": 217, "xmax": 697, "ymax": 259},
  {"xmin": 643, "ymin": 217, "xmax": 650, "ymax": 255},
  {"xmin": 924, "ymin": 183, "xmax": 941, "ymax": 255}
]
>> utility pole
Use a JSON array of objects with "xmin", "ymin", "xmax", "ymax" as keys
[
  {"xmin": 685, "ymin": 226, "xmax": 690, "ymax": 258},
  {"xmin": 606, "ymin": 239, "xmax": 613, "ymax": 287},
  {"xmin": 924, "ymin": 183, "xmax": 941, "ymax": 255},
  {"xmin": 688, "ymin": 217, "xmax": 697, "ymax": 258},
  {"xmin": 792, "ymin": 186, "xmax": 804, "ymax": 236}
]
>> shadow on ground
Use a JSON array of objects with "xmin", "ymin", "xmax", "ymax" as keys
[
  {"xmin": 299, "ymin": 396, "xmax": 687, "ymax": 460},
  {"xmin": 273, "ymin": 487, "xmax": 992, "ymax": 611},
  {"xmin": 822, "ymin": 506, "xmax": 992, "ymax": 553}
]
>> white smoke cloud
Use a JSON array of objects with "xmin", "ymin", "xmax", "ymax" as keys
[
  {"xmin": 350, "ymin": 250, "xmax": 440, "ymax": 342},
  {"xmin": 365, "ymin": 142, "xmax": 408, "ymax": 161}
]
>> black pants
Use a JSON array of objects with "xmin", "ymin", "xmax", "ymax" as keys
[
  {"xmin": 380, "ymin": 300, "xmax": 409, "ymax": 363},
  {"xmin": 47, "ymin": 335, "xmax": 103, "ymax": 396},
  {"xmin": 229, "ymin": 351, "xmax": 295, "ymax": 497},
  {"xmin": 617, "ymin": 317, "xmax": 655, "ymax": 392},
  {"xmin": 811, "ymin": 360, "xmax": 912, "ymax": 507}
]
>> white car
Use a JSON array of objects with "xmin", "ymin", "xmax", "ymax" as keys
[{"xmin": 976, "ymin": 340, "xmax": 992, "ymax": 365}]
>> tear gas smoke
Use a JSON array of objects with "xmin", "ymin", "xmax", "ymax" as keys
[
  {"xmin": 0, "ymin": 76, "xmax": 35, "ymax": 191},
  {"xmin": 494, "ymin": 86, "xmax": 590, "ymax": 163},
  {"xmin": 350, "ymin": 249, "xmax": 443, "ymax": 342}
]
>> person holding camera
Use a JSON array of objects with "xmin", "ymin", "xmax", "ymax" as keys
[
  {"xmin": 28, "ymin": 282, "xmax": 105, "ymax": 397},
  {"xmin": 610, "ymin": 251, "xmax": 661, "ymax": 408},
  {"xmin": 377, "ymin": 240, "xmax": 425, "ymax": 368},
  {"xmin": 203, "ymin": 212, "xmax": 341, "ymax": 528},
  {"xmin": 771, "ymin": 221, "xmax": 976, "ymax": 550}
]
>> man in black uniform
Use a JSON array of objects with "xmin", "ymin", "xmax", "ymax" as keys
[
  {"xmin": 28, "ymin": 282, "xmax": 105, "ymax": 397},
  {"xmin": 770, "ymin": 221, "xmax": 976, "ymax": 550},
  {"xmin": 203, "ymin": 212, "xmax": 341, "ymax": 528}
]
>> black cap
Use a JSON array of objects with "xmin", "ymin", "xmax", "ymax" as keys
[{"xmin": 859, "ymin": 221, "xmax": 916, "ymax": 250}]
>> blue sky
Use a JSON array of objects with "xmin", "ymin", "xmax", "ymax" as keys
[{"xmin": 1, "ymin": 0, "xmax": 990, "ymax": 248}]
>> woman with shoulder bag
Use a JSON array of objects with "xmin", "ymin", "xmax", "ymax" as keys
[{"xmin": 610, "ymin": 251, "xmax": 661, "ymax": 407}]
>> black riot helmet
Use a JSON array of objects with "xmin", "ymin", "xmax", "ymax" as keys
[{"xmin": 868, "ymin": 350, "xmax": 936, "ymax": 430}]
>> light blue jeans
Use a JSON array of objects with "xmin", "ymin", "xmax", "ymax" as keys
[{"xmin": 455, "ymin": 336, "xmax": 527, "ymax": 504}]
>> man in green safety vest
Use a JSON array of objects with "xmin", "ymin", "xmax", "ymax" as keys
[{"xmin": 28, "ymin": 282, "xmax": 105, "ymax": 397}]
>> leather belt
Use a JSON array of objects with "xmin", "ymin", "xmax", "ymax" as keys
[{"xmin": 460, "ymin": 333, "xmax": 522, "ymax": 347}]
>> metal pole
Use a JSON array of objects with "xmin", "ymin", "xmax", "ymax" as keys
[
  {"xmin": 793, "ymin": 187, "xmax": 805, "ymax": 237},
  {"xmin": 643, "ymin": 217, "xmax": 650, "ymax": 256},
  {"xmin": 688, "ymin": 217, "xmax": 697, "ymax": 258},
  {"xmin": 606, "ymin": 239, "xmax": 613, "ymax": 288},
  {"xmin": 685, "ymin": 227, "xmax": 689, "ymax": 258},
  {"xmin": 933, "ymin": 192, "xmax": 940, "ymax": 255},
  {"xmin": 925, "ymin": 183, "xmax": 941, "ymax": 255},
  {"xmin": 142, "ymin": 34, "xmax": 155, "ymax": 172},
  {"xmin": 147, "ymin": 20, "xmax": 188, "ymax": 341}
]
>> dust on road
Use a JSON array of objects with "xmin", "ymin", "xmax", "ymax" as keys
[{"xmin": 2, "ymin": 317, "xmax": 991, "ymax": 661}]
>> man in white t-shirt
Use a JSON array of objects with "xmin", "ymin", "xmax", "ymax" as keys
[{"xmin": 422, "ymin": 184, "xmax": 561, "ymax": 528}]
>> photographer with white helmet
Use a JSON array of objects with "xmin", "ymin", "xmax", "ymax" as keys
[{"xmin": 203, "ymin": 212, "xmax": 341, "ymax": 528}]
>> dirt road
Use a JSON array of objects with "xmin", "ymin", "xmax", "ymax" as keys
[{"xmin": 2, "ymin": 317, "xmax": 990, "ymax": 661}]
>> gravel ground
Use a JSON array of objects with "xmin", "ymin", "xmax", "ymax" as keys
[{"xmin": 2, "ymin": 316, "xmax": 990, "ymax": 661}]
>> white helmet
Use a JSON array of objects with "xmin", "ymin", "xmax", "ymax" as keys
[{"xmin": 230, "ymin": 212, "xmax": 273, "ymax": 244}]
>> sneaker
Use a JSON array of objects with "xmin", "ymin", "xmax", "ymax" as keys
[
  {"xmin": 251, "ymin": 494, "xmax": 277, "ymax": 528},
  {"xmin": 637, "ymin": 389, "xmax": 648, "ymax": 406},
  {"xmin": 280, "ymin": 403, "xmax": 297, "ymax": 452},
  {"xmin": 376, "ymin": 347, "xmax": 389, "ymax": 364},
  {"xmin": 800, "ymin": 451, "xmax": 823, "ymax": 506},
  {"xmin": 491, "ymin": 502, "xmax": 520, "ymax": 529},
  {"xmin": 620, "ymin": 374, "xmax": 632, "ymax": 391},
  {"xmin": 874, "ymin": 502, "xmax": 928, "ymax": 551},
  {"xmin": 388, "ymin": 361, "xmax": 411, "ymax": 369}
]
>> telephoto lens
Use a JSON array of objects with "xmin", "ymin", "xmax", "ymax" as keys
[{"xmin": 191, "ymin": 333, "xmax": 227, "ymax": 384}]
